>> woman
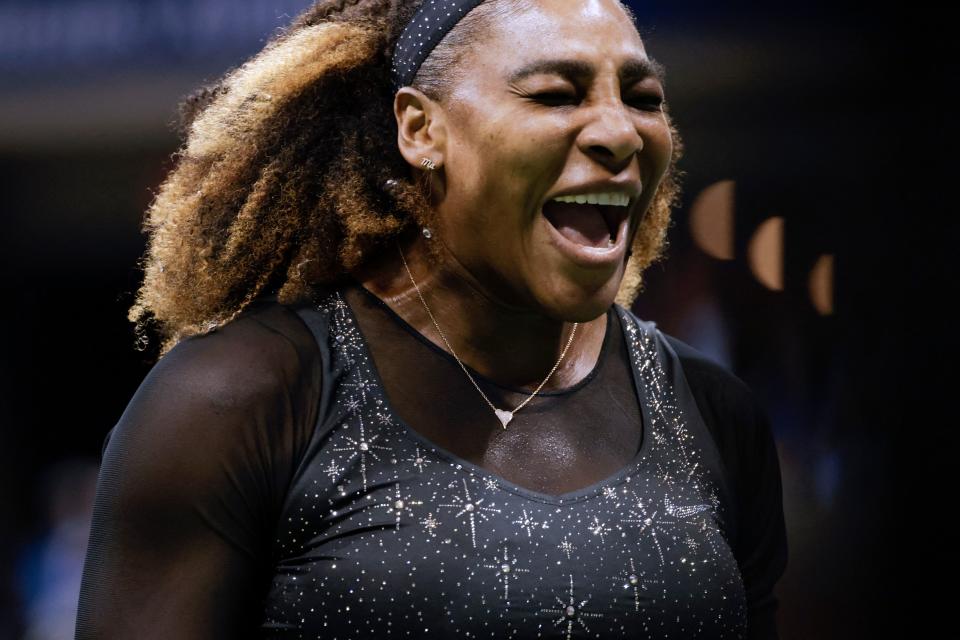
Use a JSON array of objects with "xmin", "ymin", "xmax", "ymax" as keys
[{"xmin": 76, "ymin": 0, "xmax": 788, "ymax": 637}]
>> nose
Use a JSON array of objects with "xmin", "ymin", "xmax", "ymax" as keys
[{"xmin": 578, "ymin": 95, "xmax": 644, "ymax": 171}]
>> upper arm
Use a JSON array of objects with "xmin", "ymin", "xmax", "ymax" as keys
[
  {"xmin": 733, "ymin": 393, "xmax": 788, "ymax": 640},
  {"xmin": 76, "ymin": 308, "xmax": 314, "ymax": 639}
]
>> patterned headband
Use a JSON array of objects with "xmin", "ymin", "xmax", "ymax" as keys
[{"xmin": 390, "ymin": 0, "xmax": 487, "ymax": 94}]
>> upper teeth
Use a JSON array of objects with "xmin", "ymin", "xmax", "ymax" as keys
[{"xmin": 550, "ymin": 192, "xmax": 630, "ymax": 206}]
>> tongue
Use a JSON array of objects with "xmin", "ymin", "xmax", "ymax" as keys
[{"xmin": 542, "ymin": 201, "xmax": 611, "ymax": 248}]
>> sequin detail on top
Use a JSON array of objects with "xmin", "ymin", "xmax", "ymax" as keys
[{"xmin": 260, "ymin": 289, "xmax": 748, "ymax": 638}]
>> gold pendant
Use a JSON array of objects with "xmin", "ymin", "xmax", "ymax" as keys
[{"xmin": 494, "ymin": 409, "xmax": 513, "ymax": 428}]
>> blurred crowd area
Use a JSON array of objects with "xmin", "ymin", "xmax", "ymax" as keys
[{"xmin": 0, "ymin": 1, "xmax": 944, "ymax": 638}]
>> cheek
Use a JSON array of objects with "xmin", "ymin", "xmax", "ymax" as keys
[
  {"xmin": 491, "ymin": 136, "xmax": 568, "ymax": 207},
  {"xmin": 649, "ymin": 119, "xmax": 674, "ymax": 165},
  {"xmin": 467, "ymin": 144, "xmax": 555, "ymax": 220}
]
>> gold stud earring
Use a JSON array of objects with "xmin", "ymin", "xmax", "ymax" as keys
[{"xmin": 420, "ymin": 157, "xmax": 436, "ymax": 170}]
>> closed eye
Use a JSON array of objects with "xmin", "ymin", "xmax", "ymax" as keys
[
  {"xmin": 630, "ymin": 95, "xmax": 664, "ymax": 111},
  {"xmin": 531, "ymin": 92, "xmax": 579, "ymax": 106},
  {"xmin": 531, "ymin": 92, "xmax": 664, "ymax": 111}
]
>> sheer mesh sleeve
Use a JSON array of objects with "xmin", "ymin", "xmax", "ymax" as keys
[
  {"xmin": 734, "ymin": 392, "xmax": 789, "ymax": 640},
  {"xmin": 75, "ymin": 299, "xmax": 322, "ymax": 639},
  {"xmin": 664, "ymin": 335, "xmax": 789, "ymax": 640}
]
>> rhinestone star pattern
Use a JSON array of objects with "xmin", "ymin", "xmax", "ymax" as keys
[{"xmin": 260, "ymin": 289, "xmax": 748, "ymax": 637}]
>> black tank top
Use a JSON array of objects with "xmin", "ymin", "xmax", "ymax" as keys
[
  {"xmin": 76, "ymin": 280, "xmax": 787, "ymax": 639},
  {"xmin": 261, "ymin": 281, "xmax": 748, "ymax": 637}
]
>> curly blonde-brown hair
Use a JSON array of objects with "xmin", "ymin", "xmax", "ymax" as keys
[{"xmin": 127, "ymin": 0, "xmax": 686, "ymax": 359}]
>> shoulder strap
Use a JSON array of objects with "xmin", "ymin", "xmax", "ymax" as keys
[{"xmin": 616, "ymin": 303, "xmax": 740, "ymax": 546}]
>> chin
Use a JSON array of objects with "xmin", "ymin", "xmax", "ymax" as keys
[{"xmin": 533, "ymin": 275, "xmax": 623, "ymax": 322}]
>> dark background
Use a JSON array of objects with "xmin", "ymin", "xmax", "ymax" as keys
[{"xmin": 0, "ymin": 1, "xmax": 949, "ymax": 638}]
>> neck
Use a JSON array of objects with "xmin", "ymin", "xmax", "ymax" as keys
[{"xmin": 350, "ymin": 231, "xmax": 609, "ymax": 392}]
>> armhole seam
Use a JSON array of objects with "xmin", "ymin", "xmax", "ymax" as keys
[
  {"xmin": 287, "ymin": 302, "xmax": 334, "ymax": 475},
  {"xmin": 651, "ymin": 322, "xmax": 742, "ymax": 550}
]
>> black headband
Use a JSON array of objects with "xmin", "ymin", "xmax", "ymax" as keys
[{"xmin": 390, "ymin": 0, "xmax": 487, "ymax": 94}]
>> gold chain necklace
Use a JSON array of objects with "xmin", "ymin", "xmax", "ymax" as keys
[{"xmin": 397, "ymin": 244, "xmax": 578, "ymax": 429}]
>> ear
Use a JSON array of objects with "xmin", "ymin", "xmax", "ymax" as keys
[{"xmin": 394, "ymin": 87, "xmax": 448, "ymax": 171}]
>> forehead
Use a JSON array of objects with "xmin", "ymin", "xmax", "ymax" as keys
[{"xmin": 479, "ymin": 0, "xmax": 648, "ymax": 71}]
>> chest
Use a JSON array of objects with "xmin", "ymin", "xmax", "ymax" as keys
[
  {"xmin": 343, "ymin": 286, "xmax": 645, "ymax": 498},
  {"xmin": 260, "ymin": 291, "xmax": 747, "ymax": 638}
]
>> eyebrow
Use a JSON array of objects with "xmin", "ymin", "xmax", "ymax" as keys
[{"xmin": 506, "ymin": 56, "xmax": 667, "ymax": 86}]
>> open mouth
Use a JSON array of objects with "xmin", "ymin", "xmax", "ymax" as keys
[{"xmin": 541, "ymin": 200, "xmax": 630, "ymax": 248}]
